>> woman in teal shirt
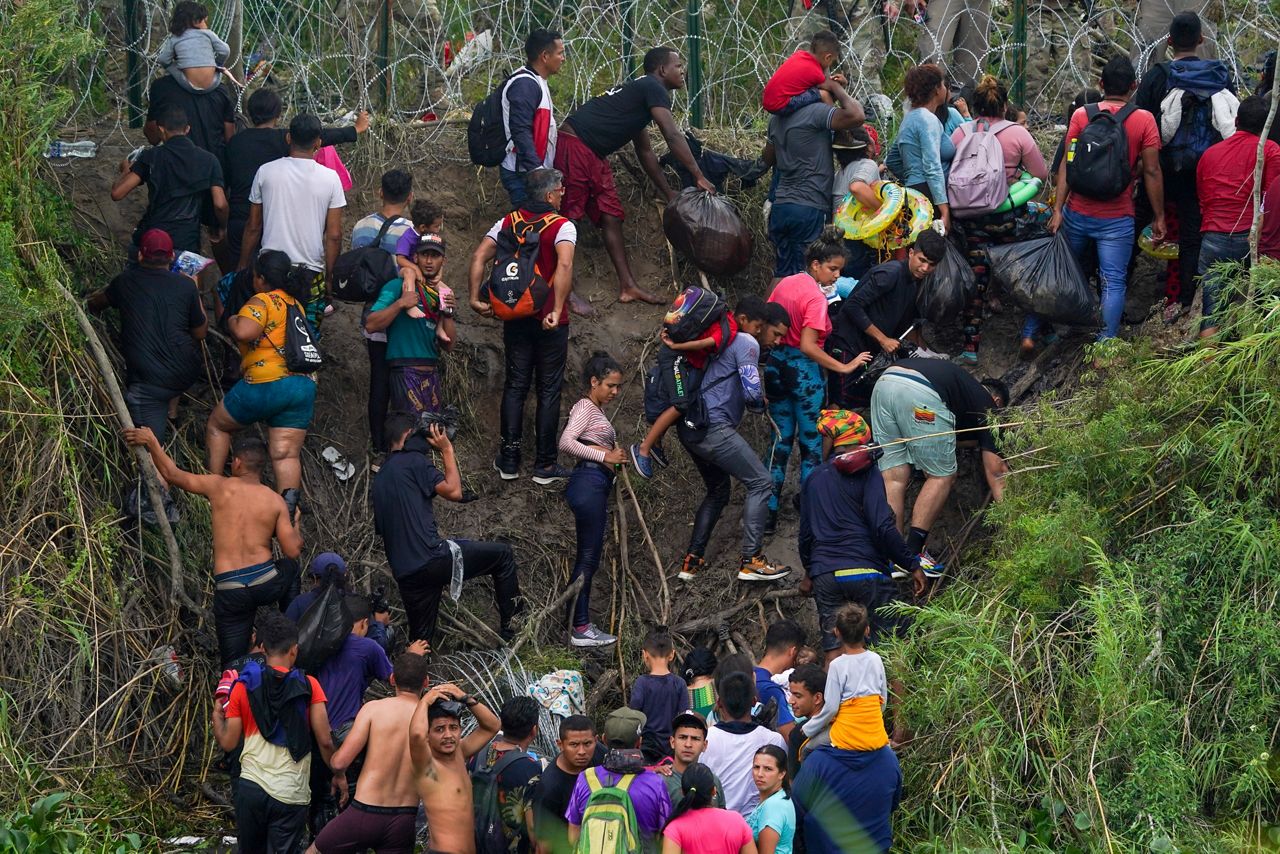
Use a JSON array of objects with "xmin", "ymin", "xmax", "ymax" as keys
[
  {"xmin": 748, "ymin": 745, "xmax": 796, "ymax": 854},
  {"xmin": 885, "ymin": 63, "xmax": 955, "ymax": 233}
]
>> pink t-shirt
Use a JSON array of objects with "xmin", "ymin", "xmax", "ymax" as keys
[
  {"xmin": 663, "ymin": 808, "xmax": 754, "ymax": 854},
  {"xmin": 769, "ymin": 273, "xmax": 830, "ymax": 349},
  {"xmin": 1063, "ymin": 101, "xmax": 1160, "ymax": 219},
  {"xmin": 950, "ymin": 120, "xmax": 1049, "ymax": 184}
]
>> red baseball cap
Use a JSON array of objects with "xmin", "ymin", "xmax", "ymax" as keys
[{"xmin": 139, "ymin": 228, "xmax": 175, "ymax": 261}]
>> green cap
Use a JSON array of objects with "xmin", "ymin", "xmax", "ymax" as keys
[{"xmin": 603, "ymin": 707, "xmax": 646, "ymax": 748}]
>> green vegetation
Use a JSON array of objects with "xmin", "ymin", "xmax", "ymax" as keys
[{"xmin": 890, "ymin": 267, "xmax": 1280, "ymax": 851}]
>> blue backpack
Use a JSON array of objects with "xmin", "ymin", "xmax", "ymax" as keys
[{"xmin": 1161, "ymin": 59, "xmax": 1233, "ymax": 173}]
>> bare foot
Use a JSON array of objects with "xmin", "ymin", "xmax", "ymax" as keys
[
  {"xmin": 618, "ymin": 285, "xmax": 664, "ymax": 305},
  {"xmin": 569, "ymin": 292, "xmax": 596, "ymax": 317}
]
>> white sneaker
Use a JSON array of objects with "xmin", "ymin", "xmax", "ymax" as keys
[
  {"xmin": 570, "ymin": 624, "xmax": 617, "ymax": 648},
  {"xmin": 912, "ymin": 346, "xmax": 952, "ymax": 360}
]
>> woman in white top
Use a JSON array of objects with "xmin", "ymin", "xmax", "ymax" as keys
[{"xmin": 558, "ymin": 352, "xmax": 627, "ymax": 648}]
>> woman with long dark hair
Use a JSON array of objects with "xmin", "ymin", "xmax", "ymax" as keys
[
  {"xmin": 558, "ymin": 351, "xmax": 627, "ymax": 648},
  {"xmin": 662, "ymin": 762, "xmax": 758, "ymax": 854},
  {"xmin": 747, "ymin": 745, "xmax": 795, "ymax": 854},
  {"xmin": 886, "ymin": 63, "xmax": 955, "ymax": 233},
  {"xmin": 950, "ymin": 74, "xmax": 1049, "ymax": 364},
  {"xmin": 206, "ymin": 250, "xmax": 316, "ymax": 509}
]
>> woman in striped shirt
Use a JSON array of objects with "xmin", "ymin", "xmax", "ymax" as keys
[{"xmin": 559, "ymin": 351, "xmax": 627, "ymax": 648}]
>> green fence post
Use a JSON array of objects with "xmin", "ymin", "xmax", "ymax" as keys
[
  {"xmin": 125, "ymin": 0, "xmax": 142, "ymax": 127},
  {"xmin": 378, "ymin": 0, "xmax": 391, "ymax": 108},
  {"xmin": 1011, "ymin": 0, "xmax": 1026, "ymax": 108},
  {"xmin": 687, "ymin": 0, "xmax": 703, "ymax": 127},
  {"xmin": 621, "ymin": 0, "xmax": 636, "ymax": 78}
]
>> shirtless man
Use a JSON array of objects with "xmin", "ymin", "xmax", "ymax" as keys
[
  {"xmin": 124, "ymin": 426, "xmax": 302, "ymax": 666},
  {"xmin": 307, "ymin": 651, "xmax": 432, "ymax": 854},
  {"xmin": 408, "ymin": 682, "xmax": 500, "ymax": 854}
]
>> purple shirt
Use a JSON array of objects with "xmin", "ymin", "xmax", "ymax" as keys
[
  {"xmin": 394, "ymin": 227, "xmax": 422, "ymax": 258},
  {"xmin": 314, "ymin": 634, "xmax": 393, "ymax": 729},
  {"xmin": 565, "ymin": 767, "xmax": 671, "ymax": 835}
]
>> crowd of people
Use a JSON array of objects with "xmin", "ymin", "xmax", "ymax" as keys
[{"xmin": 86, "ymin": 1, "xmax": 1278, "ymax": 850}]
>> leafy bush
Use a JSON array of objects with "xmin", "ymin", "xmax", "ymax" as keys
[{"xmin": 890, "ymin": 263, "xmax": 1280, "ymax": 851}]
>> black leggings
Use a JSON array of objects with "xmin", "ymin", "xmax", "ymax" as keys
[{"xmin": 500, "ymin": 318, "xmax": 569, "ymax": 468}]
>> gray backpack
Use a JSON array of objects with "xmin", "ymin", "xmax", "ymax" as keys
[{"xmin": 947, "ymin": 119, "xmax": 1013, "ymax": 218}]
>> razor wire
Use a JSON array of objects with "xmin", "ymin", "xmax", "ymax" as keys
[{"xmin": 73, "ymin": 0, "xmax": 1280, "ymax": 165}]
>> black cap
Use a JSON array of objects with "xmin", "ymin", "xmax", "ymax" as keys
[{"xmin": 670, "ymin": 711, "xmax": 709, "ymax": 734}]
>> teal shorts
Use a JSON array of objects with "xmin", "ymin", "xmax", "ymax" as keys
[
  {"xmin": 224, "ymin": 375, "xmax": 317, "ymax": 430},
  {"xmin": 870, "ymin": 368, "xmax": 957, "ymax": 477}
]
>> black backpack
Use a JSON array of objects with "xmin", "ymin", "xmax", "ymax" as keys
[
  {"xmin": 282, "ymin": 297, "xmax": 323, "ymax": 374},
  {"xmin": 471, "ymin": 742, "xmax": 534, "ymax": 854},
  {"xmin": 331, "ymin": 216, "xmax": 403, "ymax": 303},
  {"xmin": 1065, "ymin": 103, "xmax": 1137, "ymax": 200},
  {"xmin": 468, "ymin": 69, "xmax": 535, "ymax": 167},
  {"xmin": 487, "ymin": 211, "xmax": 564, "ymax": 321}
]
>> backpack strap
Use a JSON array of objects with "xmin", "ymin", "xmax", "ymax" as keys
[
  {"xmin": 585, "ymin": 766, "xmax": 603, "ymax": 792},
  {"xmin": 1084, "ymin": 103, "xmax": 1101, "ymax": 121},
  {"xmin": 614, "ymin": 773, "xmax": 635, "ymax": 793},
  {"xmin": 372, "ymin": 214, "xmax": 400, "ymax": 247},
  {"xmin": 1113, "ymin": 103, "xmax": 1138, "ymax": 126}
]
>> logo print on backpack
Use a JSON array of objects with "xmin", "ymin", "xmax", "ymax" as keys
[{"xmin": 487, "ymin": 212, "xmax": 563, "ymax": 321}]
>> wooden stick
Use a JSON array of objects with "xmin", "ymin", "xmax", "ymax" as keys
[
  {"xmin": 501, "ymin": 576, "xmax": 584, "ymax": 663},
  {"xmin": 673, "ymin": 589, "xmax": 800, "ymax": 635},
  {"xmin": 55, "ymin": 281, "xmax": 195, "ymax": 613},
  {"xmin": 618, "ymin": 469, "xmax": 671, "ymax": 624},
  {"xmin": 1251, "ymin": 42, "xmax": 1280, "ymax": 271}
]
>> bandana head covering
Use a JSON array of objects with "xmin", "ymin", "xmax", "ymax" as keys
[{"xmin": 818, "ymin": 408, "xmax": 871, "ymax": 448}]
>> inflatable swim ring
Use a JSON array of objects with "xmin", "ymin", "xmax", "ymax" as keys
[
  {"xmin": 993, "ymin": 172, "xmax": 1043, "ymax": 213},
  {"xmin": 834, "ymin": 182, "xmax": 906, "ymax": 240},
  {"xmin": 868, "ymin": 187, "xmax": 934, "ymax": 251},
  {"xmin": 1139, "ymin": 225, "xmax": 1178, "ymax": 261}
]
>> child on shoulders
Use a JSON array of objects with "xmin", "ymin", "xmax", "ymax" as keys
[
  {"xmin": 156, "ymin": 1, "xmax": 231, "ymax": 94},
  {"xmin": 762, "ymin": 30, "xmax": 844, "ymax": 116},
  {"xmin": 800, "ymin": 603, "xmax": 889, "ymax": 752}
]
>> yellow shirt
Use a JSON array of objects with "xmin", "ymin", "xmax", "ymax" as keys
[{"xmin": 237, "ymin": 290, "xmax": 298, "ymax": 384}]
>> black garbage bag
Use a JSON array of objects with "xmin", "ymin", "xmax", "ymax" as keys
[
  {"xmin": 660, "ymin": 133, "xmax": 770, "ymax": 190},
  {"xmin": 662, "ymin": 188, "xmax": 753, "ymax": 276},
  {"xmin": 916, "ymin": 238, "xmax": 975, "ymax": 322},
  {"xmin": 296, "ymin": 579, "xmax": 353, "ymax": 672},
  {"xmin": 988, "ymin": 233, "xmax": 1100, "ymax": 325}
]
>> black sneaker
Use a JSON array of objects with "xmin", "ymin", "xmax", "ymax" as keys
[
  {"xmin": 493, "ymin": 452, "xmax": 520, "ymax": 481},
  {"xmin": 531, "ymin": 463, "xmax": 571, "ymax": 486},
  {"xmin": 763, "ymin": 509, "xmax": 778, "ymax": 537},
  {"xmin": 650, "ymin": 444, "xmax": 670, "ymax": 469}
]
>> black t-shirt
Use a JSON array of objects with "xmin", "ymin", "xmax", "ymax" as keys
[
  {"xmin": 532, "ymin": 759, "xmax": 584, "ymax": 852},
  {"xmin": 831, "ymin": 259, "xmax": 918, "ymax": 356},
  {"xmin": 893, "ymin": 358, "xmax": 999, "ymax": 452},
  {"xmin": 223, "ymin": 125, "xmax": 359, "ymax": 219},
  {"xmin": 131, "ymin": 135, "xmax": 225, "ymax": 252},
  {"xmin": 146, "ymin": 76, "xmax": 236, "ymax": 163},
  {"xmin": 566, "ymin": 75, "xmax": 673, "ymax": 157},
  {"xmin": 371, "ymin": 441, "xmax": 449, "ymax": 578},
  {"xmin": 105, "ymin": 266, "xmax": 206, "ymax": 391}
]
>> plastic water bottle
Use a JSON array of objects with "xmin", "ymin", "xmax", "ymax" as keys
[{"xmin": 45, "ymin": 140, "xmax": 97, "ymax": 159}]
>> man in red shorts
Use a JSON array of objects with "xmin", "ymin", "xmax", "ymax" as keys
[{"xmin": 554, "ymin": 45, "xmax": 716, "ymax": 305}]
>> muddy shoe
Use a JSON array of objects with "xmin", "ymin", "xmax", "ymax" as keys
[
  {"xmin": 676, "ymin": 553, "xmax": 705, "ymax": 581},
  {"xmin": 570, "ymin": 624, "xmax": 617, "ymax": 648},
  {"xmin": 737, "ymin": 554, "xmax": 791, "ymax": 582}
]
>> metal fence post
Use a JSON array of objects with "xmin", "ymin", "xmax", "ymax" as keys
[
  {"xmin": 687, "ymin": 0, "xmax": 703, "ymax": 127},
  {"xmin": 125, "ymin": 0, "xmax": 143, "ymax": 127},
  {"xmin": 622, "ymin": 0, "xmax": 636, "ymax": 79},
  {"xmin": 1011, "ymin": 0, "xmax": 1026, "ymax": 108},
  {"xmin": 378, "ymin": 0, "xmax": 391, "ymax": 108}
]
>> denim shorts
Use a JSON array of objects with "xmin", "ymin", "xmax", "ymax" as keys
[{"xmin": 223, "ymin": 375, "xmax": 317, "ymax": 429}]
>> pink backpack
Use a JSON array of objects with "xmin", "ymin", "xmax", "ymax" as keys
[
  {"xmin": 314, "ymin": 145, "xmax": 353, "ymax": 191},
  {"xmin": 947, "ymin": 119, "xmax": 1012, "ymax": 218}
]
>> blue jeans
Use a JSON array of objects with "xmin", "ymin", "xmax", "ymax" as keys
[
  {"xmin": 500, "ymin": 167, "xmax": 527, "ymax": 208},
  {"xmin": 764, "ymin": 346, "xmax": 825, "ymax": 511},
  {"xmin": 1023, "ymin": 208, "xmax": 1134, "ymax": 340},
  {"xmin": 564, "ymin": 464, "xmax": 612, "ymax": 627},
  {"xmin": 768, "ymin": 203, "xmax": 827, "ymax": 277},
  {"xmin": 1198, "ymin": 230, "xmax": 1250, "ymax": 331}
]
